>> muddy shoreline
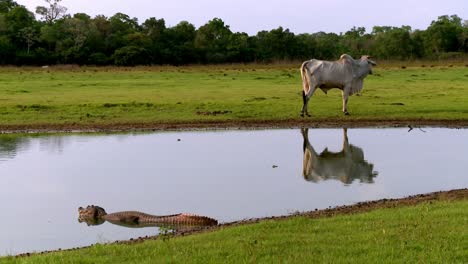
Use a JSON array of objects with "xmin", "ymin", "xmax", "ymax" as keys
[
  {"xmin": 14, "ymin": 188, "xmax": 468, "ymax": 258},
  {"xmin": 1, "ymin": 119, "xmax": 468, "ymax": 134}
]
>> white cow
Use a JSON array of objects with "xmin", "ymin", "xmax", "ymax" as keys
[
  {"xmin": 300, "ymin": 54, "xmax": 376, "ymax": 116},
  {"xmin": 301, "ymin": 128, "xmax": 377, "ymax": 184}
]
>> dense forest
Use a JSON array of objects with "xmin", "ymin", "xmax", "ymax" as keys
[{"xmin": 0, "ymin": 0, "xmax": 467, "ymax": 66}]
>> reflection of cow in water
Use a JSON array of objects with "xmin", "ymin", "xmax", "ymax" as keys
[{"xmin": 301, "ymin": 128, "xmax": 377, "ymax": 184}]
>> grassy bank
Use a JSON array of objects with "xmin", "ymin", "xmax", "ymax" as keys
[
  {"xmin": 0, "ymin": 64, "xmax": 467, "ymax": 130},
  {"xmin": 2, "ymin": 197, "xmax": 467, "ymax": 263}
]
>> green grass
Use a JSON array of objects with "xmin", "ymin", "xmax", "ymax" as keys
[
  {"xmin": 2, "ymin": 200, "xmax": 467, "ymax": 263},
  {"xmin": 0, "ymin": 64, "xmax": 467, "ymax": 128}
]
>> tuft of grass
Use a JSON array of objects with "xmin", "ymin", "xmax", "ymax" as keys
[{"xmin": 2, "ymin": 200, "xmax": 466, "ymax": 263}]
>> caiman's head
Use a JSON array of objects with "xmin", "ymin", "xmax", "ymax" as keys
[{"xmin": 78, "ymin": 205, "xmax": 107, "ymax": 226}]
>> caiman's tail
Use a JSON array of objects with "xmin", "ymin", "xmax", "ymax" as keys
[
  {"xmin": 103, "ymin": 211, "xmax": 218, "ymax": 227},
  {"xmin": 156, "ymin": 213, "xmax": 218, "ymax": 226}
]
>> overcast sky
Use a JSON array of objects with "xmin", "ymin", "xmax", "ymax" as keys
[{"xmin": 16, "ymin": 0, "xmax": 468, "ymax": 35}]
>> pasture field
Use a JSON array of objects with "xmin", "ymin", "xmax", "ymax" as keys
[
  {"xmin": 0, "ymin": 64, "xmax": 467, "ymax": 131},
  {"xmin": 2, "ymin": 191, "xmax": 467, "ymax": 263}
]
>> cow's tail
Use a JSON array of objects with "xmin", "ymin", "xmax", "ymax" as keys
[{"xmin": 300, "ymin": 61, "xmax": 311, "ymax": 94}]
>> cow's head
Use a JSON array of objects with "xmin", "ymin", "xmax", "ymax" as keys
[{"xmin": 360, "ymin": 55, "xmax": 377, "ymax": 74}]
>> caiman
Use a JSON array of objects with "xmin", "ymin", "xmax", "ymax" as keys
[{"xmin": 78, "ymin": 205, "xmax": 218, "ymax": 229}]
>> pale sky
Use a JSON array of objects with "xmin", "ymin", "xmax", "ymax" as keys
[{"xmin": 16, "ymin": 0, "xmax": 468, "ymax": 35}]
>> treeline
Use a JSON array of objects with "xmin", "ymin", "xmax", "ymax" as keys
[{"xmin": 1, "ymin": 0, "xmax": 467, "ymax": 66}]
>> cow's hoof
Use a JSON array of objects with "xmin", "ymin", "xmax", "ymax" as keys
[
  {"xmin": 306, "ymin": 113, "xmax": 311, "ymax": 117},
  {"xmin": 344, "ymin": 111, "xmax": 350, "ymax": 116},
  {"xmin": 300, "ymin": 113, "xmax": 304, "ymax": 118}
]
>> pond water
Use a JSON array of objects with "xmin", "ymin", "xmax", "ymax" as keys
[{"xmin": 0, "ymin": 128, "xmax": 467, "ymax": 255}]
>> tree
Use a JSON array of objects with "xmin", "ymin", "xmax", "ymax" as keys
[
  {"xmin": 292, "ymin": 33, "xmax": 316, "ymax": 60},
  {"xmin": 0, "ymin": 0, "xmax": 18, "ymax": 13},
  {"xmin": 254, "ymin": 27, "xmax": 296, "ymax": 62},
  {"xmin": 162, "ymin": 21, "xmax": 197, "ymax": 64},
  {"xmin": 142, "ymin": 17, "xmax": 165, "ymax": 40},
  {"xmin": 90, "ymin": 15, "xmax": 111, "ymax": 54},
  {"xmin": 371, "ymin": 26, "xmax": 412, "ymax": 59},
  {"xmin": 113, "ymin": 46, "xmax": 149, "ymax": 66},
  {"xmin": 342, "ymin": 27, "xmax": 371, "ymax": 57},
  {"xmin": 424, "ymin": 15, "xmax": 464, "ymax": 54},
  {"xmin": 313, "ymin": 32, "xmax": 344, "ymax": 59},
  {"xmin": 53, "ymin": 15, "xmax": 100, "ymax": 63},
  {"xmin": 3, "ymin": 4, "xmax": 36, "ymax": 59},
  {"xmin": 226, "ymin": 32, "xmax": 255, "ymax": 62},
  {"xmin": 142, "ymin": 17, "xmax": 166, "ymax": 63},
  {"xmin": 462, "ymin": 20, "xmax": 468, "ymax": 52},
  {"xmin": 195, "ymin": 18, "xmax": 232, "ymax": 63},
  {"xmin": 0, "ymin": 35, "xmax": 14, "ymax": 63},
  {"xmin": 35, "ymin": 0, "xmax": 67, "ymax": 23},
  {"xmin": 4, "ymin": 5, "xmax": 35, "ymax": 33},
  {"xmin": 410, "ymin": 30, "xmax": 425, "ymax": 58},
  {"xmin": 107, "ymin": 13, "xmax": 139, "ymax": 51},
  {"xmin": 19, "ymin": 26, "xmax": 37, "ymax": 53}
]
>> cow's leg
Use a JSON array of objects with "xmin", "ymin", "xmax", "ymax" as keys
[
  {"xmin": 341, "ymin": 88, "xmax": 350, "ymax": 115},
  {"xmin": 301, "ymin": 85, "xmax": 317, "ymax": 117},
  {"xmin": 301, "ymin": 88, "xmax": 314, "ymax": 117},
  {"xmin": 300, "ymin": 91, "xmax": 307, "ymax": 117}
]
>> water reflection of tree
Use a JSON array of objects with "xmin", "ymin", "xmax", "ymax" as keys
[
  {"xmin": 0, "ymin": 135, "xmax": 32, "ymax": 161},
  {"xmin": 39, "ymin": 136, "xmax": 66, "ymax": 154},
  {"xmin": 0, "ymin": 135, "xmax": 68, "ymax": 162},
  {"xmin": 301, "ymin": 128, "xmax": 378, "ymax": 184}
]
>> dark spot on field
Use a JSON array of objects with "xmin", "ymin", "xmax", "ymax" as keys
[
  {"xmin": 7, "ymin": 90, "xmax": 30, "ymax": 94},
  {"xmin": 103, "ymin": 103, "xmax": 119, "ymax": 108},
  {"xmin": 223, "ymin": 73, "xmax": 228, "ymax": 76},
  {"xmin": 271, "ymin": 96, "xmax": 281, "ymax": 99},
  {"xmin": 448, "ymin": 65, "xmax": 453, "ymax": 67},
  {"xmin": 196, "ymin": 110, "xmax": 232, "ymax": 116},
  {"xmin": 401, "ymin": 66, "xmax": 406, "ymax": 69},
  {"xmin": 390, "ymin": 102, "xmax": 405, "ymax": 106},
  {"xmin": 245, "ymin": 97, "xmax": 267, "ymax": 102},
  {"xmin": 410, "ymin": 74, "xmax": 418, "ymax": 77},
  {"xmin": 430, "ymin": 65, "xmax": 435, "ymax": 68},
  {"xmin": 16, "ymin": 104, "xmax": 53, "ymax": 111},
  {"xmin": 421, "ymin": 65, "xmax": 426, "ymax": 67},
  {"xmin": 103, "ymin": 102, "xmax": 154, "ymax": 108}
]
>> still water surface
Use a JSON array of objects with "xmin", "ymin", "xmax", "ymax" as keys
[{"xmin": 0, "ymin": 128, "xmax": 467, "ymax": 255}]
